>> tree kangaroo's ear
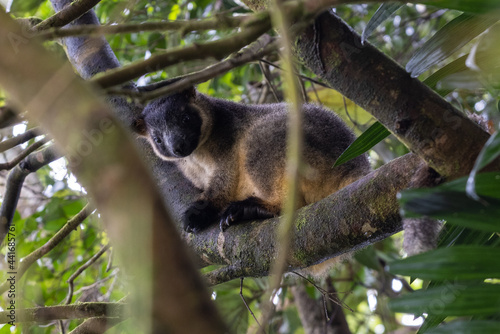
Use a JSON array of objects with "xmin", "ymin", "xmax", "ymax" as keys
[{"xmin": 131, "ymin": 116, "xmax": 147, "ymax": 136}]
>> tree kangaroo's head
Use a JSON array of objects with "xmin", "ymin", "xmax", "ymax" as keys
[{"xmin": 133, "ymin": 87, "xmax": 208, "ymax": 160}]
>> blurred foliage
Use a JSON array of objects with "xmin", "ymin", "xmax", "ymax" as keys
[{"xmin": 0, "ymin": 0, "xmax": 499, "ymax": 333}]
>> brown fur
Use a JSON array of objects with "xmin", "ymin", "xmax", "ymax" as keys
[{"xmin": 135, "ymin": 87, "xmax": 371, "ymax": 274}]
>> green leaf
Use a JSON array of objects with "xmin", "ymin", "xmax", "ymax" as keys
[
  {"xmin": 435, "ymin": 171, "xmax": 500, "ymax": 199},
  {"xmin": 418, "ymin": 0, "xmax": 500, "ymax": 14},
  {"xmin": 334, "ymin": 121, "xmax": 390, "ymax": 167},
  {"xmin": 10, "ymin": 0, "xmax": 45, "ymax": 15},
  {"xmin": 388, "ymin": 246, "xmax": 500, "ymax": 280},
  {"xmin": 283, "ymin": 307, "xmax": 303, "ymax": 333},
  {"xmin": 400, "ymin": 172, "xmax": 500, "ymax": 232},
  {"xmin": 44, "ymin": 217, "xmax": 68, "ymax": 232},
  {"xmin": 354, "ymin": 245, "xmax": 382, "ymax": 270},
  {"xmin": 400, "ymin": 190, "xmax": 500, "ymax": 232},
  {"xmin": 406, "ymin": 13, "xmax": 498, "ymax": 78},
  {"xmin": 147, "ymin": 32, "xmax": 167, "ymax": 52},
  {"xmin": 0, "ymin": 324, "xmax": 14, "ymax": 334},
  {"xmin": 437, "ymin": 70, "xmax": 486, "ymax": 90},
  {"xmin": 62, "ymin": 199, "xmax": 86, "ymax": 217},
  {"xmin": 426, "ymin": 320, "xmax": 500, "ymax": 334},
  {"xmin": 389, "ymin": 283, "xmax": 500, "ymax": 316},
  {"xmin": 423, "ymin": 54, "xmax": 468, "ymax": 95},
  {"xmin": 215, "ymin": 290, "xmax": 249, "ymax": 334},
  {"xmin": 467, "ymin": 131, "xmax": 500, "ymax": 200},
  {"xmin": 362, "ymin": 3, "xmax": 404, "ymax": 43},
  {"xmin": 418, "ymin": 315, "xmax": 447, "ymax": 334}
]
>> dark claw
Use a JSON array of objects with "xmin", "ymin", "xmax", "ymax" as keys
[
  {"xmin": 219, "ymin": 205, "xmax": 242, "ymax": 231},
  {"xmin": 219, "ymin": 213, "xmax": 237, "ymax": 231},
  {"xmin": 183, "ymin": 200, "xmax": 219, "ymax": 233}
]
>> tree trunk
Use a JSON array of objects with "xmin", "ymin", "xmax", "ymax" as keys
[{"xmin": 292, "ymin": 281, "xmax": 351, "ymax": 334}]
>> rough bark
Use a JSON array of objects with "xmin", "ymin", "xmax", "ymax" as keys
[
  {"xmin": 201, "ymin": 154, "xmax": 425, "ymax": 283},
  {"xmin": 241, "ymin": 2, "xmax": 496, "ymax": 180},
  {"xmin": 0, "ymin": 303, "xmax": 124, "ymax": 323},
  {"xmin": 0, "ymin": 9, "xmax": 228, "ymax": 334}
]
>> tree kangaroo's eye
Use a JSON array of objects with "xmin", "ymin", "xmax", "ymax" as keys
[
  {"xmin": 182, "ymin": 115, "xmax": 191, "ymax": 124},
  {"xmin": 153, "ymin": 136, "xmax": 162, "ymax": 144}
]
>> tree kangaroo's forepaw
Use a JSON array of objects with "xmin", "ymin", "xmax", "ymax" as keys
[
  {"xmin": 219, "ymin": 204, "xmax": 243, "ymax": 231},
  {"xmin": 183, "ymin": 200, "xmax": 218, "ymax": 233},
  {"xmin": 219, "ymin": 197, "xmax": 275, "ymax": 231}
]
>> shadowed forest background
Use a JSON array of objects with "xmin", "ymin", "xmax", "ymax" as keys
[{"xmin": 0, "ymin": 0, "xmax": 500, "ymax": 333}]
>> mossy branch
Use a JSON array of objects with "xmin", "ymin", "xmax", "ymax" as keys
[
  {"xmin": 91, "ymin": 14, "xmax": 271, "ymax": 88},
  {"xmin": 36, "ymin": 15, "xmax": 254, "ymax": 40},
  {"xmin": 0, "ymin": 302, "xmax": 125, "ymax": 323},
  {"xmin": 196, "ymin": 154, "xmax": 427, "ymax": 285}
]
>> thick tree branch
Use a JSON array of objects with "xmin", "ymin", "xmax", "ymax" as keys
[
  {"xmin": 114, "ymin": 35, "xmax": 278, "ymax": 102},
  {"xmin": 33, "ymin": 0, "xmax": 103, "ymax": 31},
  {"xmin": 239, "ymin": 3, "xmax": 495, "ymax": 179},
  {"xmin": 0, "ymin": 145, "xmax": 61, "ymax": 242},
  {"xmin": 199, "ymin": 154, "xmax": 425, "ymax": 285},
  {"xmin": 0, "ymin": 127, "xmax": 41, "ymax": 153},
  {"xmin": 0, "ymin": 137, "xmax": 50, "ymax": 171},
  {"xmin": 36, "ymin": 15, "xmax": 254, "ymax": 40},
  {"xmin": 91, "ymin": 14, "xmax": 272, "ymax": 89},
  {"xmin": 0, "ymin": 303, "xmax": 124, "ymax": 323}
]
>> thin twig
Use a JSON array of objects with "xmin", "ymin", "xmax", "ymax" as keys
[
  {"xmin": 0, "ymin": 204, "xmax": 94, "ymax": 295},
  {"xmin": 0, "ymin": 145, "xmax": 61, "ymax": 245},
  {"xmin": 259, "ymin": 61, "xmax": 281, "ymax": 102},
  {"xmin": 58, "ymin": 320, "xmax": 65, "ymax": 334},
  {"xmin": 310, "ymin": 81, "xmax": 321, "ymax": 102},
  {"xmin": 342, "ymin": 95, "xmax": 360, "ymax": 128},
  {"xmin": 0, "ymin": 137, "xmax": 50, "ymax": 171},
  {"xmin": 0, "ymin": 127, "xmax": 41, "ymax": 153},
  {"xmin": 72, "ymin": 274, "xmax": 116, "ymax": 297},
  {"xmin": 65, "ymin": 244, "xmax": 111, "ymax": 305},
  {"xmin": 105, "ymin": 247, "xmax": 114, "ymax": 272},
  {"xmin": 291, "ymin": 271, "xmax": 353, "ymax": 312},
  {"xmin": 239, "ymin": 278, "xmax": 265, "ymax": 333},
  {"xmin": 259, "ymin": 58, "xmax": 332, "ymax": 89}
]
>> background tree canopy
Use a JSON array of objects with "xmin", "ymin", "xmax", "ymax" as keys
[{"xmin": 0, "ymin": 0, "xmax": 499, "ymax": 333}]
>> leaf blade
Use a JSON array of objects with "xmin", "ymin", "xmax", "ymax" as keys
[
  {"xmin": 406, "ymin": 13, "xmax": 498, "ymax": 78},
  {"xmin": 334, "ymin": 121, "xmax": 390, "ymax": 167},
  {"xmin": 389, "ymin": 283, "xmax": 500, "ymax": 317},
  {"xmin": 362, "ymin": 3, "xmax": 404, "ymax": 43},
  {"xmin": 426, "ymin": 320, "xmax": 500, "ymax": 334},
  {"xmin": 418, "ymin": 0, "xmax": 500, "ymax": 14},
  {"xmin": 388, "ymin": 246, "xmax": 500, "ymax": 280}
]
